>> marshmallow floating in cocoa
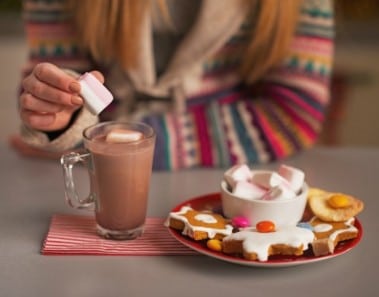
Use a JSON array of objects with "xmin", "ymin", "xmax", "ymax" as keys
[{"xmin": 105, "ymin": 128, "xmax": 144, "ymax": 143}]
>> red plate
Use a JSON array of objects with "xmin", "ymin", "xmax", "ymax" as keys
[{"xmin": 167, "ymin": 193, "xmax": 363, "ymax": 267}]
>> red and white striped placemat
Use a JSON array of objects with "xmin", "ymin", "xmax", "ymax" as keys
[{"xmin": 42, "ymin": 214, "xmax": 198, "ymax": 256}]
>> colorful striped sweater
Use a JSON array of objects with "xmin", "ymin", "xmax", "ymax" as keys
[{"xmin": 20, "ymin": 0, "xmax": 334, "ymax": 171}]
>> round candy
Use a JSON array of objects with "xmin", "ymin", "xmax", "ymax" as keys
[
  {"xmin": 256, "ymin": 220, "xmax": 276, "ymax": 233},
  {"xmin": 207, "ymin": 239, "xmax": 222, "ymax": 252},
  {"xmin": 231, "ymin": 216, "xmax": 250, "ymax": 229}
]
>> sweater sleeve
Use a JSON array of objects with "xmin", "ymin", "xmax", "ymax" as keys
[
  {"xmin": 141, "ymin": 0, "xmax": 335, "ymax": 170},
  {"xmin": 21, "ymin": 0, "xmax": 93, "ymax": 77},
  {"xmin": 19, "ymin": 0, "xmax": 98, "ymax": 150}
]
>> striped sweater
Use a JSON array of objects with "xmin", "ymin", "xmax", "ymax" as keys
[{"xmin": 20, "ymin": 0, "xmax": 334, "ymax": 170}]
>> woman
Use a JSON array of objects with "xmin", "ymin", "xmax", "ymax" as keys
[{"xmin": 12, "ymin": 0, "xmax": 334, "ymax": 170}]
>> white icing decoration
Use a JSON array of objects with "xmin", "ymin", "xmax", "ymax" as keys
[
  {"xmin": 313, "ymin": 223, "xmax": 333, "ymax": 233},
  {"xmin": 194, "ymin": 214, "xmax": 218, "ymax": 224},
  {"xmin": 328, "ymin": 218, "xmax": 358, "ymax": 250},
  {"xmin": 310, "ymin": 216, "xmax": 358, "ymax": 253},
  {"xmin": 224, "ymin": 226, "xmax": 315, "ymax": 261},
  {"xmin": 165, "ymin": 206, "xmax": 233, "ymax": 239}
]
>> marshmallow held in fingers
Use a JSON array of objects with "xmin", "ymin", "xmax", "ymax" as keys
[
  {"xmin": 224, "ymin": 164, "xmax": 253, "ymax": 189},
  {"xmin": 105, "ymin": 129, "xmax": 144, "ymax": 143},
  {"xmin": 232, "ymin": 181, "xmax": 267, "ymax": 200},
  {"xmin": 78, "ymin": 72, "xmax": 113, "ymax": 115},
  {"xmin": 278, "ymin": 164, "xmax": 305, "ymax": 193}
]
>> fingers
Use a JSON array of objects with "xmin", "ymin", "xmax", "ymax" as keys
[
  {"xmin": 90, "ymin": 70, "xmax": 105, "ymax": 83},
  {"xmin": 19, "ymin": 62, "xmax": 105, "ymax": 132},
  {"xmin": 20, "ymin": 106, "xmax": 79, "ymax": 132},
  {"xmin": 20, "ymin": 63, "xmax": 80, "ymax": 131},
  {"xmin": 22, "ymin": 63, "xmax": 82, "ymax": 107},
  {"xmin": 34, "ymin": 62, "xmax": 78, "ymax": 93},
  {"xmin": 20, "ymin": 92, "xmax": 64, "ymax": 113},
  {"xmin": 20, "ymin": 110, "xmax": 56, "ymax": 129}
]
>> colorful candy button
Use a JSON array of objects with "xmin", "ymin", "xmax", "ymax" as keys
[
  {"xmin": 256, "ymin": 220, "xmax": 276, "ymax": 233},
  {"xmin": 231, "ymin": 216, "xmax": 250, "ymax": 229},
  {"xmin": 207, "ymin": 239, "xmax": 222, "ymax": 252}
]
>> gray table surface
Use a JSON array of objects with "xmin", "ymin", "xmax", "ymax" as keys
[{"xmin": 1, "ymin": 143, "xmax": 378, "ymax": 297}]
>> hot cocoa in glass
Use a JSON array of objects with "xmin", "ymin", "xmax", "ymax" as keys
[{"xmin": 61, "ymin": 121, "xmax": 156, "ymax": 240}]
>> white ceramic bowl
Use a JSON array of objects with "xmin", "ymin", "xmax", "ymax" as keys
[{"xmin": 220, "ymin": 175, "xmax": 308, "ymax": 228}]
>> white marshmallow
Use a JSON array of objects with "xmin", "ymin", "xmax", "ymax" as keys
[
  {"xmin": 78, "ymin": 72, "xmax": 113, "ymax": 115},
  {"xmin": 232, "ymin": 181, "xmax": 267, "ymax": 200},
  {"xmin": 105, "ymin": 128, "xmax": 144, "ymax": 143},
  {"xmin": 261, "ymin": 183, "xmax": 296, "ymax": 201},
  {"xmin": 250, "ymin": 171, "xmax": 287, "ymax": 190},
  {"xmin": 278, "ymin": 164, "xmax": 305, "ymax": 193},
  {"xmin": 224, "ymin": 164, "xmax": 253, "ymax": 189}
]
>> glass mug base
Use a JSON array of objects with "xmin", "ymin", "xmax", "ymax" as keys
[{"xmin": 96, "ymin": 224, "xmax": 144, "ymax": 240}]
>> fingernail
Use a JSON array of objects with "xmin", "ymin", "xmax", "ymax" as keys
[
  {"xmin": 71, "ymin": 95, "xmax": 83, "ymax": 105},
  {"xmin": 69, "ymin": 82, "xmax": 81, "ymax": 93}
]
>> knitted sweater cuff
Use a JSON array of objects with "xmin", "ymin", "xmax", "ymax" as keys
[{"xmin": 20, "ymin": 107, "xmax": 98, "ymax": 151}]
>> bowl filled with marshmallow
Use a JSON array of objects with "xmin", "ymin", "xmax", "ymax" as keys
[{"xmin": 221, "ymin": 164, "xmax": 308, "ymax": 228}]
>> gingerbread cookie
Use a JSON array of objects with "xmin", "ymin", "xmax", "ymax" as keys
[
  {"xmin": 308, "ymin": 188, "xmax": 364, "ymax": 222},
  {"xmin": 222, "ymin": 226, "xmax": 314, "ymax": 261},
  {"xmin": 166, "ymin": 206, "xmax": 233, "ymax": 240},
  {"xmin": 309, "ymin": 216, "xmax": 359, "ymax": 256}
]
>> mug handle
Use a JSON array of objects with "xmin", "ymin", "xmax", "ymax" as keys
[{"xmin": 60, "ymin": 151, "xmax": 95, "ymax": 209}]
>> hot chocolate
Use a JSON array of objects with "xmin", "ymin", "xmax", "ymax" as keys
[
  {"xmin": 88, "ymin": 133, "xmax": 155, "ymax": 234},
  {"xmin": 61, "ymin": 121, "xmax": 156, "ymax": 240}
]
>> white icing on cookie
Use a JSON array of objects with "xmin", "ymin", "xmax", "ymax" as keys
[
  {"xmin": 328, "ymin": 218, "xmax": 357, "ymax": 247},
  {"xmin": 165, "ymin": 206, "xmax": 233, "ymax": 239},
  {"xmin": 313, "ymin": 223, "xmax": 333, "ymax": 233},
  {"xmin": 223, "ymin": 226, "xmax": 315, "ymax": 261},
  {"xmin": 194, "ymin": 214, "xmax": 218, "ymax": 224},
  {"xmin": 310, "ymin": 217, "xmax": 358, "ymax": 254}
]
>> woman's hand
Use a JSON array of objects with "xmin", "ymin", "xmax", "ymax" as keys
[{"xmin": 19, "ymin": 62, "xmax": 104, "ymax": 132}]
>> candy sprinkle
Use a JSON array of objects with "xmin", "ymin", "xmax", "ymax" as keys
[
  {"xmin": 207, "ymin": 239, "xmax": 223, "ymax": 252},
  {"xmin": 231, "ymin": 216, "xmax": 250, "ymax": 229}
]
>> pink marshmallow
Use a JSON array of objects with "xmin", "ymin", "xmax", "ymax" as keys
[
  {"xmin": 250, "ymin": 171, "xmax": 287, "ymax": 190},
  {"xmin": 232, "ymin": 180, "xmax": 266, "ymax": 200},
  {"xmin": 78, "ymin": 72, "xmax": 113, "ymax": 115},
  {"xmin": 261, "ymin": 183, "xmax": 296, "ymax": 201},
  {"xmin": 105, "ymin": 128, "xmax": 144, "ymax": 143},
  {"xmin": 224, "ymin": 164, "xmax": 253, "ymax": 189},
  {"xmin": 278, "ymin": 164, "xmax": 305, "ymax": 193}
]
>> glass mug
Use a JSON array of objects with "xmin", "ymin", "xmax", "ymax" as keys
[{"xmin": 61, "ymin": 121, "xmax": 156, "ymax": 240}]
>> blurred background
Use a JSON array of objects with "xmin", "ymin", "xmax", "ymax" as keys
[{"xmin": 0, "ymin": 0, "xmax": 378, "ymax": 147}]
